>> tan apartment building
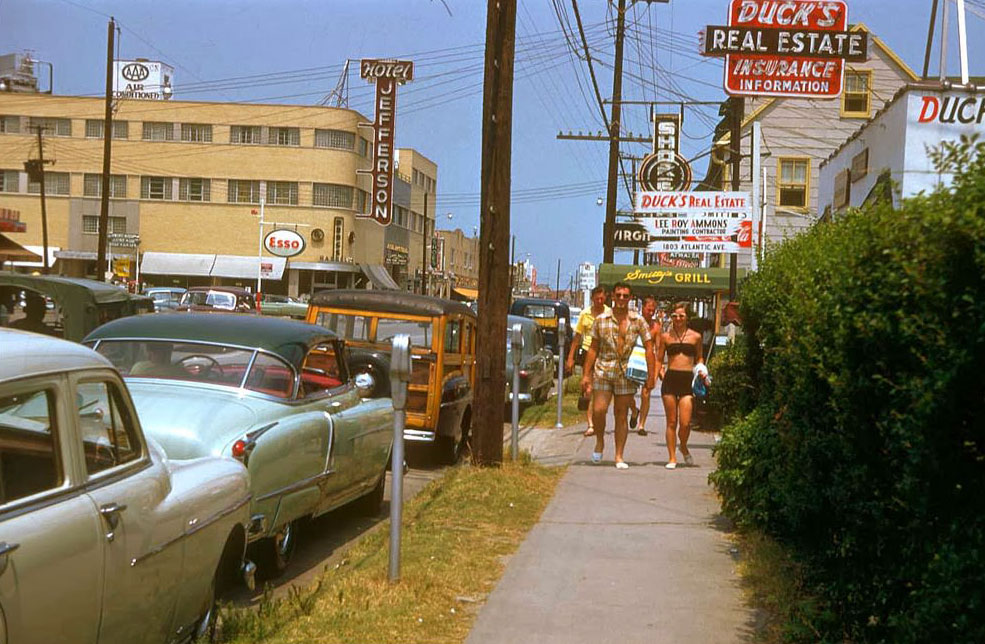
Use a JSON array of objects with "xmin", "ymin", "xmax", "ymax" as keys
[
  {"xmin": 435, "ymin": 227, "xmax": 479, "ymax": 300},
  {"xmin": 0, "ymin": 90, "xmax": 438, "ymax": 295},
  {"xmin": 715, "ymin": 25, "xmax": 919, "ymax": 269}
]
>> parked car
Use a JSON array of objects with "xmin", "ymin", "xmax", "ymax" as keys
[
  {"xmin": 0, "ymin": 272, "xmax": 154, "ymax": 341},
  {"xmin": 306, "ymin": 290, "xmax": 475, "ymax": 464},
  {"xmin": 143, "ymin": 286, "xmax": 186, "ymax": 312},
  {"xmin": 505, "ymin": 314, "xmax": 555, "ymax": 404},
  {"xmin": 178, "ymin": 285, "xmax": 256, "ymax": 313},
  {"xmin": 259, "ymin": 293, "xmax": 308, "ymax": 319},
  {"xmin": 85, "ymin": 313, "xmax": 394, "ymax": 575},
  {"xmin": 0, "ymin": 329, "xmax": 252, "ymax": 643},
  {"xmin": 509, "ymin": 298, "xmax": 573, "ymax": 356}
]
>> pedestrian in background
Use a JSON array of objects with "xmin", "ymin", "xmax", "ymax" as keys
[
  {"xmin": 629, "ymin": 295, "xmax": 662, "ymax": 437},
  {"xmin": 566, "ymin": 285, "xmax": 609, "ymax": 436},
  {"xmin": 655, "ymin": 302, "xmax": 705, "ymax": 469},
  {"xmin": 580, "ymin": 282, "xmax": 655, "ymax": 469}
]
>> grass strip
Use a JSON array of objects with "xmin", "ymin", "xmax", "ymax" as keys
[
  {"xmin": 732, "ymin": 528, "xmax": 826, "ymax": 643},
  {"xmin": 517, "ymin": 375, "xmax": 584, "ymax": 428},
  {"xmin": 221, "ymin": 456, "xmax": 565, "ymax": 644}
]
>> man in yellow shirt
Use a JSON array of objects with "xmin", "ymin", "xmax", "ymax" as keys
[{"xmin": 566, "ymin": 285, "xmax": 609, "ymax": 436}]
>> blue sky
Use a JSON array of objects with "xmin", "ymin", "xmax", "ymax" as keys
[{"xmin": 1, "ymin": 0, "xmax": 982, "ymax": 287}]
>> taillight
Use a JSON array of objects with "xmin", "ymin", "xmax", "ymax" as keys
[
  {"xmin": 231, "ymin": 439, "xmax": 247, "ymax": 460},
  {"xmin": 519, "ymin": 370, "xmax": 530, "ymax": 378}
]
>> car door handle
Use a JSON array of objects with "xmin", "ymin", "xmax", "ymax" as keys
[
  {"xmin": 0, "ymin": 541, "xmax": 18, "ymax": 576},
  {"xmin": 99, "ymin": 502, "xmax": 128, "ymax": 542}
]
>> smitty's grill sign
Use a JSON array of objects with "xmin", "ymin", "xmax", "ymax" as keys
[
  {"xmin": 358, "ymin": 59, "xmax": 414, "ymax": 226},
  {"xmin": 704, "ymin": 0, "xmax": 866, "ymax": 98}
]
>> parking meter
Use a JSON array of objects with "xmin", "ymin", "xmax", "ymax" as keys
[
  {"xmin": 556, "ymin": 317, "xmax": 566, "ymax": 429},
  {"xmin": 388, "ymin": 334, "xmax": 411, "ymax": 582},
  {"xmin": 510, "ymin": 323, "xmax": 523, "ymax": 462}
]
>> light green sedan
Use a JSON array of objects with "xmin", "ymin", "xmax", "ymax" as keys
[
  {"xmin": 0, "ymin": 329, "xmax": 252, "ymax": 643},
  {"xmin": 85, "ymin": 313, "xmax": 394, "ymax": 576}
]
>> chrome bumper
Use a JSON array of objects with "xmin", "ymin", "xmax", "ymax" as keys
[
  {"xmin": 404, "ymin": 429, "xmax": 436, "ymax": 443},
  {"xmin": 508, "ymin": 392, "xmax": 532, "ymax": 402}
]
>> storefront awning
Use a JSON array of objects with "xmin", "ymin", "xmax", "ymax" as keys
[
  {"xmin": 359, "ymin": 264, "xmax": 400, "ymax": 290},
  {"xmin": 141, "ymin": 252, "xmax": 215, "ymax": 277},
  {"xmin": 6, "ymin": 245, "xmax": 60, "ymax": 268},
  {"xmin": 0, "ymin": 234, "xmax": 42, "ymax": 262},
  {"xmin": 212, "ymin": 255, "xmax": 286, "ymax": 280},
  {"xmin": 289, "ymin": 261, "xmax": 362, "ymax": 273},
  {"xmin": 452, "ymin": 287, "xmax": 479, "ymax": 301},
  {"xmin": 598, "ymin": 264, "xmax": 745, "ymax": 297}
]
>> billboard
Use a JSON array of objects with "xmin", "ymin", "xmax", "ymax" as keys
[
  {"xmin": 615, "ymin": 217, "xmax": 752, "ymax": 254},
  {"xmin": 113, "ymin": 60, "xmax": 173, "ymax": 100},
  {"xmin": 703, "ymin": 0, "xmax": 866, "ymax": 98}
]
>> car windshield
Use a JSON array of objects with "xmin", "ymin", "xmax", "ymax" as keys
[{"xmin": 92, "ymin": 340, "xmax": 295, "ymax": 398}]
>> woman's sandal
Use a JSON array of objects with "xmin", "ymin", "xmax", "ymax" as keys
[{"xmin": 591, "ymin": 452, "xmax": 603, "ymax": 464}]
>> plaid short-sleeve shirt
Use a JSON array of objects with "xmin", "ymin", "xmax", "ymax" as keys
[{"xmin": 590, "ymin": 310, "xmax": 652, "ymax": 380}]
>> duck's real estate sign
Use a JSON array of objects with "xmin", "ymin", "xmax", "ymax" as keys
[{"xmin": 703, "ymin": 0, "xmax": 867, "ymax": 98}]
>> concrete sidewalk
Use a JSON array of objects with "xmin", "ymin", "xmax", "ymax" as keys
[{"xmin": 474, "ymin": 399, "xmax": 756, "ymax": 643}]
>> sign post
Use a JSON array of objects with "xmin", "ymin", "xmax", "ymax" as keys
[
  {"xmin": 555, "ymin": 318, "xmax": 566, "ymax": 429},
  {"xmin": 510, "ymin": 323, "xmax": 523, "ymax": 462},
  {"xmin": 389, "ymin": 334, "xmax": 411, "ymax": 582}
]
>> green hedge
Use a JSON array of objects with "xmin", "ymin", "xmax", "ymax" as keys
[{"xmin": 711, "ymin": 137, "xmax": 985, "ymax": 642}]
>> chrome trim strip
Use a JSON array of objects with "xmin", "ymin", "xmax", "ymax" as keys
[
  {"xmin": 240, "ymin": 350, "xmax": 260, "ymax": 389},
  {"xmin": 404, "ymin": 430, "xmax": 436, "ymax": 442},
  {"xmin": 254, "ymin": 469, "xmax": 336, "ymax": 503},
  {"xmin": 130, "ymin": 494, "xmax": 251, "ymax": 567}
]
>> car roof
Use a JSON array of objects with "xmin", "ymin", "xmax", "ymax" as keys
[
  {"xmin": 511, "ymin": 298, "xmax": 571, "ymax": 311},
  {"xmin": 0, "ymin": 328, "xmax": 112, "ymax": 382},
  {"xmin": 0, "ymin": 271, "xmax": 134, "ymax": 305},
  {"xmin": 310, "ymin": 289, "xmax": 476, "ymax": 318},
  {"xmin": 185, "ymin": 286, "xmax": 252, "ymax": 296},
  {"xmin": 507, "ymin": 314, "xmax": 538, "ymax": 330},
  {"xmin": 145, "ymin": 286, "xmax": 186, "ymax": 293},
  {"xmin": 85, "ymin": 312, "xmax": 338, "ymax": 366}
]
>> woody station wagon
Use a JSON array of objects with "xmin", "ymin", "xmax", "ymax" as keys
[{"xmin": 306, "ymin": 290, "xmax": 476, "ymax": 463}]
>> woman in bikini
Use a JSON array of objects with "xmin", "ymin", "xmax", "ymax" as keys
[{"xmin": 655, "ymin": 302, "xmax": 705, "ymax": 469}]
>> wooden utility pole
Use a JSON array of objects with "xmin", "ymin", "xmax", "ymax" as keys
[
  {"xmin": 96, "ymin": 17, "xmax": 115, "ymax": 281},
  {"xmin": 602, "ymin": 0, "xmax": 628, "ymax": 264},
  {"xmin": 473, "ymin": 0, "xmax": 516, "ymax": 466},
  {"xmin": 729, "ymin": 96, "xmax": 744, "ymax": 300},
  {"xmin": 24, "ymin": 127, "xmax": 52, "ymax": 274}
]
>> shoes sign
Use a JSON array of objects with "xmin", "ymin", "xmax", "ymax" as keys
[
  {"xmin": 358, "ymin": 59, "xmax": 414, "ymax": 227},
  {"xmin": 702, "ymin": 0, "xmax": 868, "ymax": 98}
]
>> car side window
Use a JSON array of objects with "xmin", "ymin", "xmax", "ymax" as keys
[
  {"xmin": 444, "ymin": 319, "xmax": 461, "ymax": 354},
  {"xmin": 75, "ymin": 380, "xmax": 141, "ymax": 477},
  {"xmin": 244, "ymin": 353, "xmax": 295, "ymax": 399},
  {"xmin": 0, "ymin": 386, "xmax": 63, "ymax": 505},
  {"xmin": 301, "ymin": 343, "xmax": 347, "ymax": 397}
]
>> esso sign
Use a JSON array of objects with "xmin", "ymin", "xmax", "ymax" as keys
[{"xmin": 263, "ymin": 229, "xmax": 306, "ymax": 258}]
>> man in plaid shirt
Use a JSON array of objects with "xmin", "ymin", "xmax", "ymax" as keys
[{"xmin": 580, "ymin": 282, "xmax": 656, "ymax": 469}]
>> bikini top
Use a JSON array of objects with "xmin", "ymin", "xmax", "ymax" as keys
[{"xmin": 666, "ymin": 342, "xmax": 696, "ymax": 358}]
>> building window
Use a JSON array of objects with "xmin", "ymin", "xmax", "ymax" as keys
[
  {"xmin": 28, "ymin": 171, "xmax": 69, "ymax": 195},
  {"xmin": 141, "ymin": 176, "xmax": 173, "ymax": 200},
  {"xmin": 230, "ymin": 125, "xmax": 261, "ymax": 144},
  {"xmin": 178, "ymin": 178, "xmax": 211, "ymax": 202},
  {"xmin": 142, "ymin": 122, "xmax": 174, "ymax": 141},
  {"xmin": 82, "ymin": 215, "xmax": 127, "ymax": 235},
  {"xmin": 333, "ymin": 217, "xmax": 344, "ymax": 261},
  {"xmin": 356, "ymin": 188, "xmax": 369, "ymax": 212},
  {"xmin": 0, "ymin": 115, "xmax": 20, "ymax": 134},
  {"xmin": 83, "ymin": 174, "xmax": 127, "ymax": 198},
  {"xmin": 266, "ymin": 181, "xmax": 298, "ymax": 205},
  {"xmin": 268, "ymin": 127, "xmax": 300, "ymax": 146},
  {"xmin": 181, "ymin": 123, "xmax": 213, "ymax": 142},
  {"xmin": 0, "ymin": 170, "xmax": 18, "ymax": 192},
  {"xmin": 314, "ymin": 129, "xmax": 355, "ymax": 150},
  {"xmin": 358, "ymin": 137, "xmax": 370, "ymax": 157},
  {"xmin": 85, "ymin": 120, "xmax": 128, "ymax": 139},
  {"xmin": 28, "ymin": 117, "xmax": 71, "ymax": 136},
  {"xmin": 777, "ymin": 158, "xmax": 809, "ymax": 209},
  {"xmin": 312, "ymin": 183, "xmax": 353, "ymax": 208},
  {"xmin": 228, "ymin": 179, "xmax": 260, "ymax": 204},
  {"xmin": 842, "ymin": 70, "xmax": 872, "ymax": 117}
]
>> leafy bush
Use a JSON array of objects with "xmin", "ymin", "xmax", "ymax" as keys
[
  {"xmin": 706, "ymin": 335, "xmax": 753, "ymax": 426},
  {"xmin": 712, "ymin": 136, "xmax": 985, "ymax": 642}
]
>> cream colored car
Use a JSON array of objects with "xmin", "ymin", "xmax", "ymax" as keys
[{"xmin": 0, "ymin": 329, "xmax": 253, "ymax": 643}]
